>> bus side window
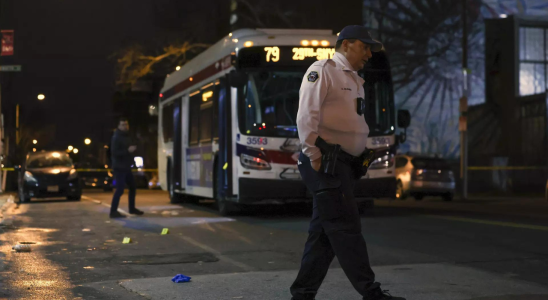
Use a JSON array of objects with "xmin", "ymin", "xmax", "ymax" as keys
[
  {"xmin": 189, "ymin": 92, "xmax": 201, "ymax": 145},
  {"xmin": 212, "ymin": 80, "xmax": 220, "ymax": 140},
  {"xmin": 200, "ymin": 84, "xmax": 216, "ymax": 143},
  {"xmin": 162, "ymin": 102, "xmax": 175, "ymax": 143}
]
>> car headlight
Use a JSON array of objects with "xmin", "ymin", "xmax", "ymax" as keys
[
  {"xmin": 240, "ymin": 153, "xmax": 271, "ymax": 170},
  {"xmin": 369, "ymin": 154, "xmax": 394, "ymax": 170},
  {"xmin": 24, "ymin": 171, "xmax": 37, "ymax": 183},
  {"xmin": 67, "ymin": 169, "xmax": 78, "ymax": 180}
]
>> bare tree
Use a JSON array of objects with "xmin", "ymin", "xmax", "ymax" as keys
[
  {"xmin": 235, "ymin": 0, "xmax": 297, "ymax": 28},
  {"xmin": 114, "ymin": 42, "xmax": 209, "ymax": 87}
]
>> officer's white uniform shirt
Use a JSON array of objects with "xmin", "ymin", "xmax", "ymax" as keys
[{"xmin": 297, "ymin": 52, "xmax": 370, "ymax": 161}]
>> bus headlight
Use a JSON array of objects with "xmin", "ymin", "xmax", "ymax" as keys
[
  {"xmin": 240, "ymin": 153, "xmax": 271, "ymax": 170},
  {"xmin": 369, "ymin": 155, "xmax": 394, "ymax": 170}
]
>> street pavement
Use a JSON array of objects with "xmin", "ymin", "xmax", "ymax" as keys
[{"xmin": 0, "ymin": 189, "xmax": 547, "ymax": 299}]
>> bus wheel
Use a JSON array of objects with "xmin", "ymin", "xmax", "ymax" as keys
[
  {"xmin": 168, "ymin": 163, "xmax": 183, "ymax": 204},
  {"xmin": 216, "ymin": 199, "xmax": 236, "ymax": 216}
]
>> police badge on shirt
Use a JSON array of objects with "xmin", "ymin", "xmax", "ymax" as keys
[{"xmin": 307, "ymin": 71, "xmax": 319, "ymax": 82}]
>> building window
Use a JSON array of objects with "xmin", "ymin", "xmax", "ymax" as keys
[{"xmin": 519, "ymin": 27, "xmax": 547, "ymax": 96}]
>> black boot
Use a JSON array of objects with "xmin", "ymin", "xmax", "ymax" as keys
[
  {"xmin": 129, "ymin": 208, "xmax": 144, "ymax": 215},
  {"xmin": 110, "ymin": 211, "xmax": 126, "ymax": 218},
  {"xmin": 363, "ymin": 287, "xmax": 406, "ymax": 300}
]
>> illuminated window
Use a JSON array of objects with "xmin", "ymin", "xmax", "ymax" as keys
[{"xmin": 519, "ymin": 27, "xmax": 547, "ymax": 96}]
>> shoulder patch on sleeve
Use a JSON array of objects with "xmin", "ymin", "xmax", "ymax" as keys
[{"xmin": 307, "ymin": 71, "xmax": 319, "ymax": 82}]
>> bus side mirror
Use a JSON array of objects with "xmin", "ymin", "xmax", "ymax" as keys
[
  {"xmin": 398, "ymin": 110, "xmax": 410, "ymax": 128},
  {"xmin": 229, "ymin": 70, "xmax": 247, "ymax": 88},
  {"xmin": 397, "ymin": 109, "xmax": 411, "ymax": 144}
]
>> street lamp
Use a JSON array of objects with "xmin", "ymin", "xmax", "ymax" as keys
[
  {"xmin": 73, "ymin": 148, "xmax": 79, "ymax": 154},
  {"xmin": 37, "ymin": 94, "xmax": 45, "ymax": 101},
  {"xmin": 68, "ymin": 145, "xmax": 73, "ymax": 151},
  {"xmin": 84, "ymin": 138, "xmax": 91, "ymax": 145},
  {"xmin": 32, "ymin": 139, "xmax": 37, "ymax": 145}
]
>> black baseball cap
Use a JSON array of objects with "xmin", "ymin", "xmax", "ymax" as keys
[{"xmin": 337, "ymin": 25, "xmax": 383, "ymax": 52}]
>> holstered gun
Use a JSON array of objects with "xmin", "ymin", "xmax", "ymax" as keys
[
  {"xmin": 355, "ymin": 149, "xmax": 376, "ymax": 178},
  {"xmin": 314, "ymin": 136, "xmax": 341, "ymax": 175}
]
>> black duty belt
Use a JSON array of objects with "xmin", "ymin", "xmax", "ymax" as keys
[{"xmin": 314, "ymin": 136, "xmax": 376, "ymax": 177}]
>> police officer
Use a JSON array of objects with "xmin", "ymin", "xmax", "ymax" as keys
[{"xmin": 291, "ymin": 25, "xmax": 406, "ymax": 300}]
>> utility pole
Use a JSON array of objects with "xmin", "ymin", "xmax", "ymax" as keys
[{"xmin": 459, "ymin": 0, "xmax": 469, "ymax": 199}]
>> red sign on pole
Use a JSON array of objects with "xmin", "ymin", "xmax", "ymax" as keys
[{"xmin": 1, "ymin": 30, "xmax": 14, "ymax": 56}]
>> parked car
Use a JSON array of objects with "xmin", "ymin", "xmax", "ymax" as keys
[
  {"xmin": 395, "ymin": 154, "xmax": 455, "ymax": 201},
  {"xmin": 18, "ymin": 151, "xmax": 82, "ymax": 202},
  {"xmin": 77, "ymin": 160, "xmax": 113, "ymax": 191}
]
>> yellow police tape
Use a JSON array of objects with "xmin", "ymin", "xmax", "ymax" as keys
[
  {"xmin": 0, "ymin": 168, "xmax": 158, "ymax": 172},
  {"xmin": 467, "ymin": 166, "xmax": 547, "ymax": 171},
  {"xmin": 1, "ymin": 166, "xmax": 546, "ymax": 172}
]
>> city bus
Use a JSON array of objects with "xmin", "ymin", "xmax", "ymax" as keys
[{"xmin": 158, "ymin": 28, "xmax": 408, "ymax": 215}]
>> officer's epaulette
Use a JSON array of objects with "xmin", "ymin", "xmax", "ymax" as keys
[{"xmin": 310, "ymin": 59, "xmax": 334, "ymax": 68}]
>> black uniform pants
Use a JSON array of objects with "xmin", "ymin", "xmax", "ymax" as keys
[
  {"xmin": 110, "ymin": 170, "xmax": 136, "ymax": 215},
  {"xmin": 290, "ymin": 152, "xmax": 378, "ymax": 299}
]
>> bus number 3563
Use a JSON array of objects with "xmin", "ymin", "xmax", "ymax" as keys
[{"xmin": 247, "ymin": 137, "xmax": 268, "ymax": 145}]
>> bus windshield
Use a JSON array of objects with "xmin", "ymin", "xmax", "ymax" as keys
[
  {"xmin": 237, "ymin": 71, "xmax": 302, "ymax": 138},
  {"xmin": 361, "ymin": 51, "xmax": 395, "ymax": 137},
  {"xmin": 237, "ymin": 51, "xmax": 396, "ymax": 138}
]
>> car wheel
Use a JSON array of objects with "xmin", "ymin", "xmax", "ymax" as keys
[
  {"xmin": 442, "ymin": 193, "xmax": 453, "ymax": 201},
  {"xmin": 19, "ymin": 194, "xmax": 30, "ymax": 203},
  {"xmin": 396, "ymin": 181, "xmax": 407, "ymax": 200},
  {"xmin": 414, "ymin": 194, "xmax": 424, "ymax": 201},
  {"xmin": 67, "ymin": 195, "xmax": 81, "ymax": 201}
]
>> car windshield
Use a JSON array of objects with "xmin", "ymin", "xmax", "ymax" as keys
[
  {"xmin": 411, "ymin": 158, "xmax": 450, "ymax": 170},
  {"xmin": 237, "ymin": 70, "xmax": 302, "ymax": 137},
  {"xmin": 27, "ymin": 153, "xmax": 73, "ymax": 168}
]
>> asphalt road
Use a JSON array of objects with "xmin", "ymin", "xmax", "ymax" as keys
[{"xmin": 0, "ymin": 189, "xmax": 547, "ymax": 299}]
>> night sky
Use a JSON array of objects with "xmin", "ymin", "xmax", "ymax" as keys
[
  {"xmin": 0, "ymin": 0, "xmax": 359, "ymax": 160},
  {"xmin": 0, "ymin": 0, "xmax": 220, "ymax": 152}
]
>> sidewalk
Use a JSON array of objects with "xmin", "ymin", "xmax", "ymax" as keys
[
  {"xmin": 0, "ymin": 193, "xmax": 15, "ymax": 226},
  {"xmin": 374, "ymin": 195, "xmax": 548, "ymax": 220},
  {"xmin": 118, "ymin": 263, "xmax": 548, "ymax": 300}
]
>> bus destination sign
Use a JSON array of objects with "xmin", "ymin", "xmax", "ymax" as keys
[{"xmin": 238, "ymin": 46, "xmax": 335, "ymax": 68}]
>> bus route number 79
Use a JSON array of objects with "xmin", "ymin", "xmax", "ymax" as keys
[{"xmin": 247, "ymin": 137, "xmax": 268, "ymax": 145}]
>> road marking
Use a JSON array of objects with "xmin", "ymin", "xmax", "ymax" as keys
[
  {"xmin": 426, "ymin": 215, "xmax": 548, "ymax": 231},
  {"xmin": 178, "ymin": 235, "xmax": 254, "ymax": 272},
  {"xmin": 82, "ymin": 195, "xmax": 131, "ymax": 216}
]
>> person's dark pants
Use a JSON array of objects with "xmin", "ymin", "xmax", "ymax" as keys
[
  {"xmin": 110, "ymin": 169, "xmax": 136, "ymax": 215},
  {"xmin": 290, "ymin": 152, "xmax": 378, "ymax": 300}
]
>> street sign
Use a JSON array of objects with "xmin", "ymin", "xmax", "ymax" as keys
[
  {"xmin": 1, "ymin": 30, "xmax": 14, "ymax": 56},
  {"xmin": 0, "ymin": 65, "xmax": 21, "ymax": 72}
]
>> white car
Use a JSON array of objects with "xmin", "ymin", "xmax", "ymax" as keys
[{"xmin": 395, "ymin": 154, "xmax": 455, "ymax": 201}]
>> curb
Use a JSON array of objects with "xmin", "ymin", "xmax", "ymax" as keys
[{"xmin": 0, "ymin": 194, "xmax": 16, "ymax": 226}]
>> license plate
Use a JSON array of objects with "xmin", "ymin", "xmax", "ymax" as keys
[{"xmin": 47, "ymin": 185, "xmax": 59, "ymax": 192}]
